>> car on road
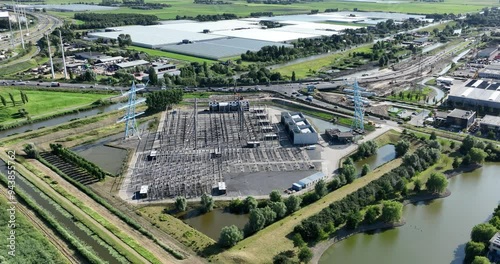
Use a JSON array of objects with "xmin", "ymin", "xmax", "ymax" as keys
[{"xmin": 80, "ymin": 86, "xmax": 86, "ymax": 88}]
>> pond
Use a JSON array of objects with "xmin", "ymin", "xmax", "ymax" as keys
[
  {"xmin": 353, "ymin": 144, "xmax": 396, "ymax": 175},
  {"xmin": 183, "ymin": 209, "xmax": 249, "ymax": 240},
  {"xmin": 319, "ymin": 163, "xmax": 500, "ymax": 264}
]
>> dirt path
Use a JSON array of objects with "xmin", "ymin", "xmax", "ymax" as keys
[
  {"xmin": 28, "ymin": 158, "xmax": 205, "ymax": 264},
  {"xmin": 0, "ymin": 152, "xmax": 152, "ymax": 264},
  {"xmin": 0, "ymin": 185, "xmax": 80, "ymax": 264}
]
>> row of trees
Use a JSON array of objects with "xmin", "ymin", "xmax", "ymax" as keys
[
  {"xmin": 145, "ymin": 89, "xmax": 183, "ymax": 114},
  {"xmin": 49, "ymin": 144, "xmax": 108, "ymax": 180},
  {"xmin": 464, "ymin": 204, "xmax": 500, "ymax": 264},
  {"xmin": 174, "ymin": 13, "xmax": 238, "ymax": 21},
  {"xmin": 292, "ymin": 140, "xmax": 442, "ymax": 243},
  {"xmin": 72, "ymin": 13, "xmax": 159, "ymax": 29},
  {"xmin": 459, "ymin": 135, "xmax": 499, "ymax": 163},
  {"xmin": 0, "ymin": 91, "xmax": 29, "ymax": 107}
]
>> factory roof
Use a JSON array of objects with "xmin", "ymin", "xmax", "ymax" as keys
[
  {"xmin": 480, "ymin": 115, "xmax": 500, "ymax": 128},
  {"xmin": 449, "ymin": 79, "xmax": 500, "ymax": 104},
  {"xmin": 116, "ymin": 60, "xmax": 149, "ymax": 68},
  {"xmin": 447, "ymin": 109, "xmax": 475, "ymax": 119},
  {"xmin": 97, "ymin": 56, "xmax": 124, "ymax": 63}
]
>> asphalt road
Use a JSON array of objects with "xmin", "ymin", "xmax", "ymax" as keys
[{"xmin": 0, "ymin": 11, "xmax": 62, "ymax": 51}]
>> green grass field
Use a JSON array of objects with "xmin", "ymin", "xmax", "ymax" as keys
[
  {"xmin": 0, "ymin": 88, "xmax": 111, "ymax": 124},
  {"xmin": 127, "ymin": 46, "xmax": 216, "ymax": 63},
  {"xmin": 43, "ymin": 0, "xmax": 499, "ymax": 21},
  {"xmin": 387, "ymin": 86, "xmax": 433, "ymax": 103},
  {"xmin": 275, "ymin": 45, "xmax": 373, "ymax": 79}
]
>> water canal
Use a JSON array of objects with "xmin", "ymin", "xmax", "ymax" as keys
[
  {"xmin": 0, "ymin": 159, "xmax": 120, "ymax": 263},
  {"xmin": 319, "ymin": 163, "xmax": 500, "ymax": 264},
  {"xmin": 353, "ymin": 144, "xmax": 396, "ymax": 175},
  {"xmin": 183, "ymin": 209, "xmax": 249, "ymax": 240}
]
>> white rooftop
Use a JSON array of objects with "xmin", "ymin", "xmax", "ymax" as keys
[
  {"xmin": 214, "ymin": 28, "xmax": 319, "ymax": 42},
  {"xmin": 139, "ymin": 185, "xmax": 149, "ymax": 194}
]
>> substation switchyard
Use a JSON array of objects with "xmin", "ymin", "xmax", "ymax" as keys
[{"xmin": 129, "ymin": 100, "xmax": 320, "ymax": 200}]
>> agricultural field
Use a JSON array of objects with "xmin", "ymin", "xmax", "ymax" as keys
[
  {"xmin": 0, "ymin": 88, "xmax": 112, "ymax": 124},
  {"xmin": 46, "ymin": 0, "xmax": 498, "ymax": 21}
]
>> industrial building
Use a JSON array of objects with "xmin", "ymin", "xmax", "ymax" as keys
[
  {"xmin": 208, "ymin": 101, "xmax": 250, "ymax": 112},
  {"xmin": 480, "ymin": 115, "xmax": 500, "ymax": 132},
  {"xmin": 478, "ymin": 63, "xmax": 500, "ymax": 80},
  {"xmin": 116, "ymin": 60, "xmax": 150, "ymax": 69},
  {"xmin": 291, "ymin": 172, "xmax": 327, "ymax": 191},
  {"xmin": 281, "ymin": 112, "xmax": 318, "ymax": 145},
  {"xmin": 75, "ymin": 52, "xmax": 108, "ymax": 60},
  {"xmin": 490, "ymin": 233, "xmax": 500, "ymax": 256},
  {"xmin": 446, "ymin": 109, "xmax": 476, "ymax": 129},
  {"xmin": 477, "ymin": 47, "xmax": 498, "ymax": 58},
  {"xmin": 447, "ymin": 79, "xmax": 500, "ymax": 111},
  {"xmin": 324, "ymin": 129, "xmax": 354, "ymax": 143}
]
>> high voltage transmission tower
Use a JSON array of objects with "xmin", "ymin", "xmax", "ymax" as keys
[
  {"xmin": 345, "ymin": 78, "xmax": 365, "ymax": 133},
  {"xmin": 117, "ymin": 82, "xmax": 146, "ymax": 139}
]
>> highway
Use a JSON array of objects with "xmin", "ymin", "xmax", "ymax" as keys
[{"xmin": 0, "ymin": 11, "xmax": 62, "ymax": 51}]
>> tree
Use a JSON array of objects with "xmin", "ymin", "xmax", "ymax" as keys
[
  {"xmin": 460, "ymin": 135, "xmax": 476, "ymax": 154},
  {"xmin": 428, "ymin": 140, "xmax": 441, "ymax": 150},
  {"xmin": 81, "ymin": 69, "xmax": 97, "ymax": 82},
  {"xmin": 117, "ymin": 33, "xmax": 132, "ymax": 47},
  {"xmin": 364, "ymin": 206, "xmax": 381, "ymax": 224},
  {"xmin": 243, "ymin": 196, "xmax": 258, "ymax": 213},
  {"xmin": 361, "ymin": 164, "xmax": 370, "ymax": 176},
  {"xmin": 469, "ymin": 148, "xmax": 487, "ymax": 165},
  {"xmin": 425, "ymin": 173, "xmax": 448, "ymax": 194},
  {"xmin": 298, "ymin": 247, "xmax": 313, "ymax": 263},
  {"xmin": 291, "ymin": 71, "xmax": 296, "ymax": 82},
  {"xmin": 470, "ymin": 223, "xmax": 497, "ymax": 243},
  {"xmin": 20, "ymin": 91, "xmax": 26, "ymax": 104},
  {"xmin": 314, "ymin": 179, "xmax": 327, "ymax": 198},
  {"xmin": 270, "ymin": 190, "xmax": 282, "ymax": 202},
  {"xmin": 452, "ymin": 157, "xmax": 460, "ymax": 169},
  {"xmin": 273, "ymin": 251, "xmax": 295, "ymax": 264},
  {"xmin": 270, "ymin": 202, "xmax": 287, "ymax": 219},
  {"xmin": 395, "ymin": 140, "xmax": 410, "ymax": 157},
  {"xmin": 380, "ymin": 201, "xmax": 403, "ymax": 223},
  {"xmin": 346, "ymin": 210, "xmax": 363, "ymax": 229},
  {"xmin": 465, "ymin": 241, "xmax": 486, "ymax": 263},
  {"xmin": 0, "ymin": 95, "xmax": 6, "ymax": 106},
  {"xmin": 245, "ymin": 209, "xmax": 266, "ymax": 235},
  {"xmin": 430, "ymin": 131, "xmax": 437, "ymax": 140},
  {"xmin": 471, "ymin": 256, "xmax": 491, "ymax": 264},
  {"xmin": 147, "ymin": 67, "xmax": 158, "ymax": 86},
  {"xmin": 342, "ymin": 164, "xmax": 357, "ymax": 183},
  {"xmin": 218, "ymin": 225, "xmax": 243, "ymax": 248},
  {"xmin": 450, "ymin": 141, "xmax": 455, "ymax": 149},
  {"xmin": 343, "ymin": 157, "xmax": 354, "ymax": 166},
  {"xmin": 200, "ymin": 193, "xmax": 214, "ymax": 213},
  {"xmin": 8, "ymin": 93, "xmax": 15, "ymax": 106},
  {"xmin": 175, "ymin": 196, "xmax": 187, "ymax": 212},
  {"xmin": 23, "ymin": 143, "xmax": 39, "ymax": 159},
  {"xmin": 292, "ymin": 233, "xmax": 306, "ymax": 248},
  {"xmin": 261, "ymin": 206, "xmax": 277, "ymax": 226},
  {"xmin": 284, "ymin": 195, "xmax": 302, "ymax": 214}
]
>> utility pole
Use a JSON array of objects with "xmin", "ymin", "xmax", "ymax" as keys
[
  {"xmin": 46, "ymin": 34, "xmax": 55, "ymax": 79},
  {"xmin": 59, "ymin": 30, "xmax": 68, "ymax": 79},
  {"xmin": 22, "ymin": 7, "xmax": 29, "ymax": 36}
]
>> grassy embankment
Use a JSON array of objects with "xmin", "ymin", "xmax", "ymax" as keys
[
  {"xmin": 127, "ymin": 46, "xmax": 216, "ymax": 64},
  {"xmin": 387, "ymin": 86, "xmax": 433, "ymax": 103},
  {"xmin": 48, "ymin": 0, "xmax": 498, "ymax": 20},
  {"xmin": 0, "ymin": 88, "xmax": 112, "ymax": 124},
  {"xmin": 0, "ymin": 190, "xmax": 70, "ymax": 264},
  {"xmin": 275, "ymin": 45, "xmax": 373, "ymax": 79},
  {"xmin": 213, "ymin": 158, "xmax": 403, "ymax": 263},
  {"xmin": 266, "ymin": 100, "xmax": 375, "ymax": 131}
]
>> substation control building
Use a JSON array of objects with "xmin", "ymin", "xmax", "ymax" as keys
[
  {"xmin": 209, "ymin": 101, "xmax": 250, "ymax": 112},
  {"xmin": 281, "ymin": 112, "xmax": 318, "ymax": 145},
  {"xmin": 446, "ymin": 109, "xmax": 476, "ymax": 129}
]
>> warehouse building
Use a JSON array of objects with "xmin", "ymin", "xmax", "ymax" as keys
[
  {"xmin": 291, "ymin": 172, "xmax": 327, "ymax": 191},
  {"xmin": 480, "ymin": 115, "xmax": 500, "ymax": 132},
  {"xmin": 478, "ymin": 63, "xmax": 500, "ymax": 80},
  {"xmin": 447, "ymin": 79, "xmax": 500, "ymax": 111},
  {"xmin": 116, "ymin": 60, "xmax": 150, "ymax": 69},
  {"xmin": 478, "ymin": 47, "xmax": 498, "ymax": 58},
  {"xmin": 281, "ymin": 112, "xmax": 318, "ymax": 145},
  {"xmin": 446, "ymin": 109, "xmax": 476, "ymax": 129}
]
